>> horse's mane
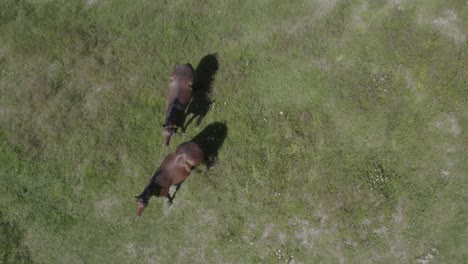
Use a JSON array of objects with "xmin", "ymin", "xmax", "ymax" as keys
[
  {"xmin": 136, "ymin": 169, "xmax": 163, "ymax": 204},
  {"xmin": 164, "ymin": 99, "xmax": 185, "ymax": 127}
]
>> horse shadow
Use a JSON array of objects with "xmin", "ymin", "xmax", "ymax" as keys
[
  {"xmin": 185, "ymin": 53, "xmax": 219, "ymax": 129},
  {"xmin": 192, "ymin": 121, "xmax": 228, "ymax": 170}
]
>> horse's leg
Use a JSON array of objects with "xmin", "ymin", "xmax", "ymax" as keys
[
  {"xmin": 205, "ymin": 158, "xmax": 214, "ymax": 172},
  {"xmin": 180, "ymin": 114, "xmax": 187, "ymax": 135},
  {"xmin": 195, "ymin": 115, "xmax": 204, "ymax": 126},
  {"xmin": 168, "ymin": 181, "xmax": 184, "ymax": 204},
  {"xmin": 184, "ymin": 114, "xmax": 197, "ymax": 130},
  {"xmin": 174, "ymin": 181, "xmax": 183, "ymax": 193},
  {"xmin": 166, "ymin": 193, "xmax": 173, "ymax": 205}
]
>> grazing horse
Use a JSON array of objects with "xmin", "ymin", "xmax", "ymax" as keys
[
  {"xmin": 135, "ymin": 141, "xmax": 204, "ymax": 217},
  {"xmin": 163, "ymin": 64, "xmax": 195, "ymax": 147}
]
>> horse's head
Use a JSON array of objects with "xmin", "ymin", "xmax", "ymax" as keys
[
  {"xmin": 135, "ymin": 172, "xmax": 162, "ymax": 217},
  {"xmin": 135, "ymin": 196, "xmax": 148, "ymax": 217},
  {"xmin": 135, "ymin": 184, "xmax": 153, "ymax": 217}
]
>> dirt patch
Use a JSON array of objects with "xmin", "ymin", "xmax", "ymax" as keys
[
  {"xmin": 316, "ymin": 0, "xmax": 340, "ymax": 17},
  {"xmin": 124, "ymin": 243, "xmax": 137, "ymax": 258},
  {"xmin": 95, "ymin": 196, "xmax": 118, "ymax": 218},
  {"xmin": 416, "ymin": 248, "xmax": 439, "ymax": 264},
  {"xmin": 199, "ymin": 208, "xmax": 218, "ymax": 226},
  {"xmin": 278, "ymin": 232, "xmax": 287, "ymax": 244},
  {"xmin": 313, "ymin": 57, "xmax": 332, "ymax": 72},
  {"xmin": 440, "ymin": 159, "xmax": 454, "ymax": 180},
  {"xmin": 119, "ymin": 149, "xmax": 137, "ymax": 178},
  {"xmin": 262, "ymin": 223, "xmax": 276, "ymax": 239},
  {"xmin": 392, "ymin": 201, "xmax": 405, "ymax": 224},
  {"xmin": 388, "ymin": 0, "xmax": 403, "ymax": 7},
  {"xmin": 243, "ymin": 0, "xmax": 341, "ymax": 44},
  {"xmin": 161, "ymin": 198, "xmax": 174, "ymax": 217},
  {"xmin": 373, "ymin": 226, "xmax": 389, "ymax": 236},
  {"xmin": 400, "ymin": 67, "xmax": 425, "ymax": 102},
  {"xmin": 84, "ymin": 0, "xmax": 99, "ymax": 6},
  {"xmin": 388, "ymin": 201, "xmax": 409, "ymax": 261},
  {"xmin": 73, "ymin": 159, "xmax": 90, "ymax": 194},
  {"xmin": 142, "ymin": 247, "xmax": 162, "ymax": 264},
  {"xmin": 289, "ymin": 208, "xmax": 337, "ymax": 252},
  {"xmin": 83, "ymin": 83, "xmax": 113, "ymax": 116},
  {"xmin": 349, "ymin": 1, "xmax": 368, "ymax": 33},
  {"xmin": 404, "ymin": 70, "xmax": 415, "ymax": 90},
  {"xmin": 177, "ymin": 247, "xmax": 207, "ymax": 263},
  {"xmin": 432, "ymin": 10, "xmax": 467, "ymax": 45},
  {"xmin": 433, "ymin": 112, "xmax": 461, "ymax": 136}
]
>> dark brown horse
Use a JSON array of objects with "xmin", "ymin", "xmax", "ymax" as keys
[
  {"xmin": 135, "ymin": 141, "xmax": 204, "ymax": 217},
  {"xmin": 163, "ymin": 64, "xmax": 195, "ymax": 147}
]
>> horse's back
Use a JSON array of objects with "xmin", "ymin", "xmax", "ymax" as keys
[
  {"xmin": 167, "ymin": 64, "xmax": 195, "ymax": 106},
  {"xmin": 176, "ymin": 142, "xmax": 204, "ymax": 166},
  {"xmin": 173, "ymin": 64, "xmax": 195, "ymax": 82},
  {"xmin": 157, "ymin": 142, "xmax": 203, "ymax": 186}
]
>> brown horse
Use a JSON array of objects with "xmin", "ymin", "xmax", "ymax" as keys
[
  {"xmin": 135, "ymin": 141, "xmax": 204, "ymax": 217},
  {"xmin": 163, "ymin": 64, "xmax": 195, "ymax": 147}
]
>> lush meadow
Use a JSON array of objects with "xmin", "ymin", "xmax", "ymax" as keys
[{"xmin": 0, "ymin": 0, "xmax": 466, "ymax": 263}]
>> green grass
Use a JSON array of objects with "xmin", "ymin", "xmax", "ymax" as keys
[{"xmin": 0, "ymin": 0, "xmax": 466, "ymax": 263}]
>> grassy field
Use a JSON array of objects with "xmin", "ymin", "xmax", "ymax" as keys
[{"xmin": 0, "ymin": 0, "xmax": 466, "ymax": 263}]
